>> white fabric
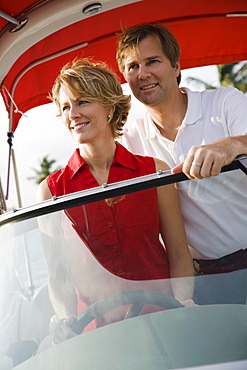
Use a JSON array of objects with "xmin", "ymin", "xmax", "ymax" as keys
[{"xmin": 120, "ymin": 87, "xmax": 247, "ymax": 259}]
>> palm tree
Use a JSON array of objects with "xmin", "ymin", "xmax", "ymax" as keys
[
  {"xmin": 186, "ymin": 61, "xmax": 247, "ymax": 93},
  {"xmin": 28, "ymin": 155, "xmax": 60, "ymax": 184}
]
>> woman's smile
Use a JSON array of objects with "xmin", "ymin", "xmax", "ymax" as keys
[{"xmin": 71, "ymin": 122, "xmax": 90, "ymax": 131}]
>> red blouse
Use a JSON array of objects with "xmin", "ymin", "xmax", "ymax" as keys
[{"xmin": 46, "ymin": 143, "xmax": 169, "ymax": 280}]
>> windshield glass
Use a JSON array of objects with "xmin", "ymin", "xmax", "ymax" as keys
[{"xmin": 0, "ymin": 171, "xmax": 246, "ymax": 370}]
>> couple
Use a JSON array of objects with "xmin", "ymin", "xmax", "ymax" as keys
[{"xmin": 37, "ymin": 23, "xmax": 247, "ymax": 343}]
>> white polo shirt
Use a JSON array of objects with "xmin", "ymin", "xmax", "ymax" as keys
[{"xmin": 120, "ymin": 87, "xmax": 247, "ymax": 259}]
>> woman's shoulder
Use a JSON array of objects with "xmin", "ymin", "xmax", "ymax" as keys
[
  {"xmin": 153, "ymin": 158, "xmax": 170, "ymax": 172},
  {"xmin": 117, "ymin": 143, "xmax": 169, "ymax": 175}
]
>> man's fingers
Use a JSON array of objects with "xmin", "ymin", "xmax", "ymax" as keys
[
  {"xmin": 172, "ymin": 143, "xmax": 231, "ymax": 179},
  {"xmin": 171, "ymin": 162, "xmax": 183, "ymax": 174}
]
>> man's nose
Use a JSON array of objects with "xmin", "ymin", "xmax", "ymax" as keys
[{"xmin": 138, "ymin": 65, "xmax": 151, "ymax": 80}]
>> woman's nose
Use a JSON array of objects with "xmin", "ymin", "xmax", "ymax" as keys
[{"xmin": 69, "ymin": 105, "xmax": 80, "ymax": 120}]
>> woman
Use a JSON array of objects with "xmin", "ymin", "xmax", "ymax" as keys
[{"xmin": 37, "ymin": 58, "xmax": 194, "ymax": 344}]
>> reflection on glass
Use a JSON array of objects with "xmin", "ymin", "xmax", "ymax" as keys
[{"xmin": 0, "ymin": 184, "xmax": 246, "ymax": 370}]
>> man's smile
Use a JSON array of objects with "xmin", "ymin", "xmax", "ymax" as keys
[{"xmin": 140, "ymin": 83, "xmax": 158, "ymax": 91}]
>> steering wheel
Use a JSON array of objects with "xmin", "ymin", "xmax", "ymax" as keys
[{"xmin": 71, "ymin": 290, "xmax": 183, "ymax": 334}]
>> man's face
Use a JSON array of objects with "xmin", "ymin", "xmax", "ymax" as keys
[{"xmin": 123, "ymin": 35, "xmax": 180, "ymax": 107}]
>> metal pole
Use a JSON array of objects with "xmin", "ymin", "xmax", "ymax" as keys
[
  {"xmin": 0, "ymin": 177, "xmax": 6, "ymax": 213},
  {"xmin": 11, "ymin": 148, "xmax": 23, "ymax": 208},
  {"xmin": 0, "ymin": 10, "xmax": 20, "ymax": 25},
  {"xmin": 12, "ymin": 144, "xmax": 36, "ymax": 296}
]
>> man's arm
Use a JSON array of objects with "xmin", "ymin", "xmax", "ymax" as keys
[{"xmin": 172, "ymin": 134, "xmax": 247, "ymax": 179}]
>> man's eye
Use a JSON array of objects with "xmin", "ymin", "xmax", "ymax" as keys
[
  {"xmin": 79, "ymin": 100, "xmax": 88, "ymax": 105},
  {"xmin": 128, "ymin": 64, "xmax": 138, "ymax": 71},
  {"xmin": 148, "ymin": 59, "xmax": 158, "ymax": 65}
]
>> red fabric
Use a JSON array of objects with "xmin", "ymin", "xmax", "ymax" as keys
[
  {"xmin": 1, "ymin": 1, "xmax": 247, "ymax": 131},
  {"xmin": 46, "ymin": 144, "xmax": 169, "ymax": 280}
]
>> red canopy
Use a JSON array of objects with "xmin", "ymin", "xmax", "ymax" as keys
[{"xmin": 1, "ymin": 0, "xmax": 247, "ymax": 131}]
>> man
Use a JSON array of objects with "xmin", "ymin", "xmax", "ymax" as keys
[{"xmin": 116, "ymin": 23, "xmax": 247, "ymax": 304}]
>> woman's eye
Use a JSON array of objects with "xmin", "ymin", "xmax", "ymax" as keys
[
  {"xmin": 62, "ymin": 105, "xmax": 70, "ymax": 112},
  {"xmin": 79, "ymin": 100, "xmax": 88, "ymax": 105}
]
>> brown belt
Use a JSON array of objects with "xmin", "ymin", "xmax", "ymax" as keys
[{"xmin": 193, "ymin": 249, "xmax": 247, "ymax": 275}]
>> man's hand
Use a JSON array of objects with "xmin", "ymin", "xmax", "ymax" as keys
[{"xmin": 172, "ymin": 136, "xmax": 247, "ymax": 179}]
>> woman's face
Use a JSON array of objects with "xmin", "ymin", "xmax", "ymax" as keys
[{"xmin": 59, "ymin": 86, "xmax": 113, "ymax": 145}]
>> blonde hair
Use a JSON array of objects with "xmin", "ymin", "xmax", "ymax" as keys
[{"xmin": 51, "ymin": 58, "xmax": 131, "ymax": 138}]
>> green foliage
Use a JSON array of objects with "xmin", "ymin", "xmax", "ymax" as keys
[
  {"xmin": 217, "ymin": 63, "xmax": 247, "ymax": 93},
  {"xmin": 186, "ymin": 61, "xmax": 247, "ymax": 93},
  {"xmin": 28, "ymin": 155, "xmax": 60, "ymax": 184}
]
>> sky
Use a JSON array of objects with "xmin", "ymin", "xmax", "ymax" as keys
[{"xmin": 0, "ymin": 65, "xmax": 221, "ymax": 210}]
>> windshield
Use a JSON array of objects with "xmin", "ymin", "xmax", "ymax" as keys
[{"xmin": 0, "ymin": 169, "xmax": 246, "ymax": 370}]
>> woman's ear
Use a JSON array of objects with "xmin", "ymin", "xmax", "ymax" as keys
[{"xmin": 108, "ymin": 105, "xmax": 115, "ymax": 118}]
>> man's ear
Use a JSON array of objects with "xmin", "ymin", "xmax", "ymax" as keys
[{"xmin": 175, "ymin": 61, "xmax": 181, "ymax": 77}]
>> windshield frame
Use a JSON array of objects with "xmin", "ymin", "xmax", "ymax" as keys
[{"xmin": 0, "ymin": 155, "xmax": 246, "ymax": 227}]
